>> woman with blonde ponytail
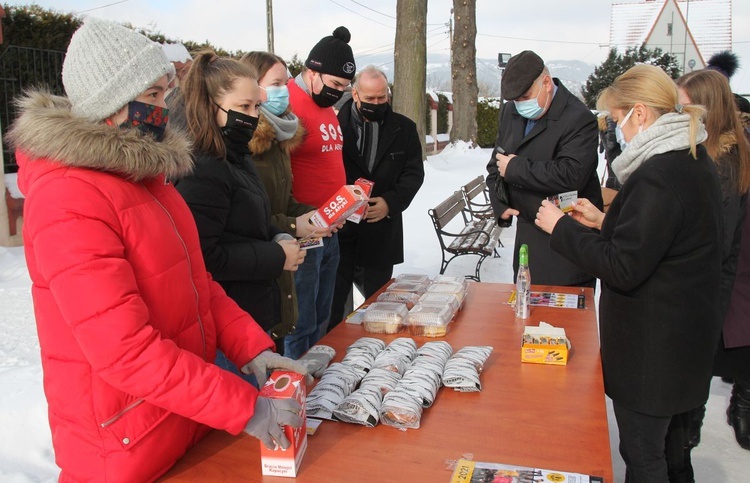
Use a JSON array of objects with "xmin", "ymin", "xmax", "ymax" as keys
[
  {"xmin": 172, "ymin": 51, "xmax": 309, "ymax": 384},
  {"xmin": 536, "ymin": 64, "xmax": 724, "ymax": 482}
]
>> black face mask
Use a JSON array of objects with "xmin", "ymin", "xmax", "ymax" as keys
[
  {"xmin": 312, "ymin": 74, "xmax": 344, "ymax": 108},
  {"xmin": 216, "ymin": 104, "xmax": 258, "ymax": 146},
  {"xmin": 357, "ymin": 100, "xmax": 389, "ymax": 122}
]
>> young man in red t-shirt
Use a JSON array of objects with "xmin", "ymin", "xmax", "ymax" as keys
[{"xmin": 284, "ymin": 26, "xmax": 356, "ymax": 359}]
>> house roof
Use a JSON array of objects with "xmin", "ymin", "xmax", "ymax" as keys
[{"xmin": 610, "ymin": 0, "xmax": 731, "ymax": 61}]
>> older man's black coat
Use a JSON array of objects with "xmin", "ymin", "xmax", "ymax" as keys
[
  {"xmin": 551, "ymin": 147, "xmax": 723, "ymax": 416},
  {"xmin": 487, "ymin": 79, "xmax": 602, "ymax": 286},
  {"xmin": 337, "ymin": 100, "xmax": 424, "ymax": 266}
]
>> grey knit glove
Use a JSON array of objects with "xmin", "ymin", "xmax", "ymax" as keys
[
  {"xmin": 244, "ymin": 397, "xmax": 303, "ymax": 449},
  {"xmin": 242, "ymin": 350, "xmax": 313, "ymax": 387},
  {"xmin": 298, "ymin": 345, "xmax": 336, "ymax": 378}
]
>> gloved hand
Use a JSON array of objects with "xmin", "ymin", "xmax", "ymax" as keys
[
  {"xmin": 242, "ymin": 350, "xmax": 313, "ymax": 387},
  {"xmin": 244, "ymin": 396, "xmax": 303, "ymax": 450},
  {"xmin": 298, "ymin": 345, "xmax": 336, "ymax": 378}
]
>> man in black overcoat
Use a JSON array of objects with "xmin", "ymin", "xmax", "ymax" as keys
[
  {"xmin": 329, "ymin": 66, "xmax": 424, "ymax": 330},
  {"xmin": 487, "ymin": 50, "xmax": 602, "ymax": 287}
]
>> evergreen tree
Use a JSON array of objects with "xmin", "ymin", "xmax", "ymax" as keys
[
  {"xmin": 287, "ymin": 54, "xmax": 304, "ymax": 77},
  {"xmin": 0, "ymin": 4, "xmax": 81, "ymax": 51},
  {"xmin": 581, "ymin": 45, "xmax": 681, "ymax": 109}
]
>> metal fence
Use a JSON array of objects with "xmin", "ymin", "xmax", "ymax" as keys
[{"xmin": 0, "ymin": 45, "xmax": 65, "ymax": 173}]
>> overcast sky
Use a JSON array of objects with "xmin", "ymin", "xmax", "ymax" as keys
[{"xmin": 6, "ymin": 0, "xmax": 750, "ymax": 92}]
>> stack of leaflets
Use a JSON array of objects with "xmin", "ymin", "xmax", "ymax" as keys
[{"xmin": 450, "ymin": 459, "xmax": 603, "ymax": 483}]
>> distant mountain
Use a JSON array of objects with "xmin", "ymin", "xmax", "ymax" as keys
[{"xmin": 355, "ymin": 53, "xmax": 595, "ymax": 99}]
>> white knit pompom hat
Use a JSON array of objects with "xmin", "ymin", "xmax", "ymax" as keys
[{"xmin": 62, "ymin": 17, "xmax": 175, "ymax": 121}]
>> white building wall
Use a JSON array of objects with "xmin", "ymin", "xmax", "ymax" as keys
[{"xmin": 646, "ymin": 1, "xmax": 705, "ymax": 74}]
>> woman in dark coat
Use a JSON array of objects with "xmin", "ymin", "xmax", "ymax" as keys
[
  {"xmin": 659, "ymin": 68, "xmax": 750, "ymax": 482},
  {"xmin": 677, "ymin": 69, "xmax": 750, "ymax": 457},
  {"xmin": 173, "ymin": 52, "xmax": 305, "ymax": 376},
  {"xmin": 536, "ymin": 65, "xmax": 723, "ymax": 483},
  {"xmin": 241, "ymin": 52, "xmax": 322, "ymax": 344}
]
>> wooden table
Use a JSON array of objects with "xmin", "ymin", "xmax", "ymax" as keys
[{"xmin": 161, "ymin": 282, "xmax": 612, "ymax": 482}]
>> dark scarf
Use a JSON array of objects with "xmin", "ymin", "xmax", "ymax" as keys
[{"xmin": 351, "ymin": 102, "xmax": 380, "ymax": 172}]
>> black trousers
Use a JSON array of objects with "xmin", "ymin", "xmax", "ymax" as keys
[
  {"xmin": 665, "ymin": 410, "xmax": 695, "ymax": 483},
  {"xmin": 329, "ymin": 237, "xmax": 393, "ymax": 333},
  {"xmin": 613, "ymin": 401, "xmax": 672, "ymax": 483}
]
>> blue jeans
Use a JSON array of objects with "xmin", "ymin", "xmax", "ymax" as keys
[
  {"xmin": 214, "ymin": 350, "xmax": 259, "ymax": 388},
  {"xmin": 284, "ymin": 234, "xmax": 340, "ymax": 359}
]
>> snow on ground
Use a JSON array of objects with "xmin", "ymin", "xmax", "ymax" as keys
[{"xmin": 0, "ymin": 144, "xmax": 747, "ymax": 482}]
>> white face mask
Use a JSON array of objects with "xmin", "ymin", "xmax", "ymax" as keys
[{"xmin": 615, "ymin": 107, "xmax": 635, "ymax": 150}]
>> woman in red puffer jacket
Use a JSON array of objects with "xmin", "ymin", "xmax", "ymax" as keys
[{"xmin": 7, "ymin": 18, "xmax": 305, "ymax": 482}]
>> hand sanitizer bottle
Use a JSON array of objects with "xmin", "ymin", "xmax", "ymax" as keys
[{"xmin": 516, "ymin": 244, "xmax": 531, "ymax": 319}]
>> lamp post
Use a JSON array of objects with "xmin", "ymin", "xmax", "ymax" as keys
[
  {"xmin": 498, "ymin": 52, "xmax": 511, "ymax": 100},
  {"xmin": 266, "ymin": 0, "xmax": 274, "ymax": 53}
]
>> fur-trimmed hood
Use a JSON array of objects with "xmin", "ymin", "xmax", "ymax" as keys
[
  {"xmin": 717, "ymin": 131, "xmax": 738, "ymax": 158},
  {"xmin": 249, "ymin": 112, "xmax": 304, "ymax": 156},
  {"xmin": 7, "ymin": 90, "xmax": 193, "ymax": 182}
]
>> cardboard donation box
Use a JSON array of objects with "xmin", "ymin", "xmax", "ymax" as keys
[
  {"xmin": 521, "ymin": 322, "xmax": 570, "ymax": 366},
  {"xmin": 347, "ymin": 178, "xmax": 374, "ymax": 223},
  {"xmin": 259, "ymin": 371, "xmax": 308, "ymax": 477},
  {"xmin": 309, "ymin": 185, "xmax": 369, "ymax": 228}
]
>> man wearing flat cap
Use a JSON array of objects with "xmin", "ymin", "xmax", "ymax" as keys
[{"xmin": 486, "ymin": 50, "xmax": 602, "ymax": 287}]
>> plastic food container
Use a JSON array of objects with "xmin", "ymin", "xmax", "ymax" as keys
[
  {"xmin": 407, "ymin": 304, "xmax": 454, "ymax": 337},
  {"xmin": 433, "ymin": 275, "xmax": 469, "ymax": 289},
  {"xmin": 418, "ymin": 292, "xmax": 460, "ymax": 313},
  {"xmin": 377, "ymin": 291, "xmax": 422, "ymax": 309},
  {"xmin": 386, "ymin": 281, "xmax": 430, "ymax": 296},
  {"xmin": 395, "ymin": 273, "xmax": 431, "ymax": 284},
  {"xmin": 426, "ymin": 281, "xmax": 467, "ymax": 305},
  {"xmin": 362, "ymin": 302, "xmax": 409, "ymax": 334}
]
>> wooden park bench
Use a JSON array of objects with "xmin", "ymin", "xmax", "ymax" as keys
[
  {"xmin": 460, "ymin": 175, "xmax": 495, "ymax": 223},
  {"xmin": 428, "ymin": 190, "xmax": 502, "ymax": 282}
]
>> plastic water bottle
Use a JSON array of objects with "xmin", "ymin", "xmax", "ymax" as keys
[{"xmin": 516, "ymin": 244, "xmax": 531, "ymax": 319}]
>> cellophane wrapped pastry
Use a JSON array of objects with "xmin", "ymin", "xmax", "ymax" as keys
[
  {"xmin": 442, "ymin": 346, "xmax": 494, "ymax": 392},
  {"xmin": 332, "ymin": 386, "xmax": 383, "ymax": 427},
  {"xmin": 306, "ymin": 362, "xmax": 363, "ymax": 419}
]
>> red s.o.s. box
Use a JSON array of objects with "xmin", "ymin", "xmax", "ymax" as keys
[
  {"xmin": 309, "ymin": 185, "xmax": 369, "ymax": 228},
  {"xmin": 347, "ymin": 178, "xmax": 375, "ymax": 223},
  {"xmin": 258, "ymin": 371, "xmax": 307, "ymax": 477}
]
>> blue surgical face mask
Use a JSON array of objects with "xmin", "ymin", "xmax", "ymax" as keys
[
  {"xmin": 615, "ymin": 107, "xmax": 635, "ymax": 151},
  {"xmin": 514, "ymin": 81, "xmax": 545, "ymax": 119},
  {"xmin": 261, "ymin": 85, "xmax": 290, "ymax": 116}
]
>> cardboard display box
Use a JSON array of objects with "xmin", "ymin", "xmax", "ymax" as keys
[
  {"xmin": 347, "ymin": 178, "xmax": 374, "ymax": 223},
  {"xmin": 259, "ymin": 371, "xmax": 308, "ymax": 477},
  {"xmin": 309, "ymin": 185, "xmax": 369, "ymax": 228},
  {"xmin": 521, "ymin": 323, "xmax": 570, "ymax": 366}
]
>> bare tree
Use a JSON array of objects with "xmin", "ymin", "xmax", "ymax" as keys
[
  {"xmin": 449, "ymin": 0, "xmax": 478, "ymax": 144},
  {"xmin": 393, "ymin": 0, "xmax": 427, "ymax": 158}
]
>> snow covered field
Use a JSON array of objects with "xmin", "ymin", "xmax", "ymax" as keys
[{"xmin": 0, "ymin": 144, "xmax": 746, "ymax": 481}]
